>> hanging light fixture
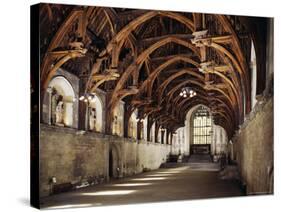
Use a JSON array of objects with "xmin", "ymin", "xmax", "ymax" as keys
[
  {"xmin": 79, "ymin": 93, "xmax": 96, "ymax": 104},
  {"xmin": 179, "ymin": 87, "xmax": 197, "ymax": 98}
]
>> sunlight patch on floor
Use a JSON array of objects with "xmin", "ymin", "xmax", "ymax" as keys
[
  {"xmin": 145, "ymin": 174, "xmax": 173, "ymax": 177},
  {"xmin": 130, "ymin": 177, "xmax": 166, "ymax": 181},
  {"xmin": 46, "ymin": 203, "xmax": 102, "ymax": 209},
  {"xmin": 154, "ymin": 171, "xmax": 182, "ymax": 174},
  {"xmin": 81, "ymin": 190, "xmax": 136, "ymax": 196},
  {"xmin": 111, "ymin": 183, "xmax": 152, "ymax": 187}
]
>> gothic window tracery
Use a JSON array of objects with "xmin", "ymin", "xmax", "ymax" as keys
[{"xmin": 191, "ymin": 106, "xmax": 213, "ymax": 145}]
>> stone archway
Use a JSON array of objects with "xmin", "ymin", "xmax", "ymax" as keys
[{"xmin": 108, "ymin": 145, "xmax": 121, "ymax": 179}]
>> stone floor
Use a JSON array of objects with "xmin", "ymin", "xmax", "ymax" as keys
[{"xmin": 41, "ymin": 161, "xmax": 244, "ymax": 209}]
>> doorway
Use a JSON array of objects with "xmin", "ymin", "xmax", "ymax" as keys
[
  {"xmin": 109, "ymin": 149, "xmax": 113, "ymax": 178},
  {"xmin": 108, "ymin": 147, "xmax": 119, "ymax": 179}
]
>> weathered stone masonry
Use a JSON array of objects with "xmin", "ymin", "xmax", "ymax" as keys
[
  {"xmin": 231, "ymin": 97, "xmax": 273, "ymax": 194},
  {"xmin": 40, "ymin": 124, "xmax": 171, "ymax": 197}
]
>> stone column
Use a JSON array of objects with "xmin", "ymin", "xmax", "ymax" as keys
[
  {"xmin": 78, "ymin": 78, "xmax": 87, "ymax": 130},
  {"xmin": 46, "ymin": 87, "xmax": 53, "ymax": 125},
  {"xmin": 210, "ymin": 129, "xmax": 215, "ymax": 155},
  {"xmin": 84, "ymin": 102, "xmax": 89, "ymax": 131},
  {"xmin": 165, "ymin": 130, "xmax": 169, "ymax": 145},
  {"xmin": 143, "ymin": 117, "xmax": 148, "ymax": 141},
  {"xmin": 123, "ymin": 104, "xmax": 130, "ymax": 138}
]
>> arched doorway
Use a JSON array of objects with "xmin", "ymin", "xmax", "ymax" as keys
[
  {"xmin": 108, "ymin": 146, "xmax": 120, "ymax": 179},
  {"xmin": 109, "ymin": 149, "xmax": 114, "ymax": 178},
  {"xmin": 190, "ymin": 105, "xmax": 213, "ymax": 155}
]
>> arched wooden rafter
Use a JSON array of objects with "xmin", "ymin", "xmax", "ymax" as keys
[
  {"xmin": 85, "ymin": 11, "xmax": 249, "ymax": 136},
  {"xmin": 39, "ymin": 6, "xmax": 257, "ymax": 138},
  {"xmin": 85, "ymin": 11, "xmax": 195, "ymax": 92},
  {"xmin": 41, "ymin": 9, "xmax": 86, "ymax": 89},
  {"xmin": 156, "ymin": 68, "xmax": 203, "ymax": 103},
  {"xmin": 108, "ymin": 38, "xmax": 201, "ymax": 111},
  {"xmin": 215, "ymin": 14, "xmax": 251, "ymax": 114}
]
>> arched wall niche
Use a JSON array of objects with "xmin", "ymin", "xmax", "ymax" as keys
[
  {"xmin": 171, "ymin": 127, "xmax": 185, "ymax": 155},
  {"xmin": 157, "ymin": 127, "xmax": 162, "ymax": 143},
  {"xmin": 143, "ymin": 116, "xmax": 148, "ymax": 141},
  {"xmin": 150, "ymin": 121, "xmax": 156, "ymax": 142},
  {"xmin": 212, "ymin": 125, "xmax": 228, "ymax": 155},
  {"xmin": 128, "ymin": 109, "xmax": 138, "ymax": 139},
  {"xmin": 88, "ymin": 92, "xmax": 104, "ymax": 133},
  {"xmin": 48, "ymin": 76, "xmax": 75, "ymax": 127},
  {"xmin": 171, "ymin": 133, "xmax": 177, "ymax": 151},
  {"xmin": 42, "ymin": 69, "xmax": 79, "ymax": 128},
  {"xmin": 112, "ymin": 101, "xmax": 125, "ymax": 136}
]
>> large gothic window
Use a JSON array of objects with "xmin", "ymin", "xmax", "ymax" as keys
[{"xmin": 191, "ymin": 106, "xmax": 212, "ymax": 145}]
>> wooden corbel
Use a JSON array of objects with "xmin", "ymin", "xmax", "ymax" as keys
[{"xmin": 43, "ymin": 47, "xmax": 87, "ymax": 89}]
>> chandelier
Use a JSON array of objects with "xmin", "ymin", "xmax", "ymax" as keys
[
  {"xmin": 179, "ymin": 87, "xmax": 197, "ymax": 98},
  {"xmin": 79, "ymin": 93, "xmax": 96, "ymax": 103}
]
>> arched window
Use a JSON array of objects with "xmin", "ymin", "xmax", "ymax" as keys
[
  {"xmin": 191, "ymin": 106, "xmax": 212, "ymax": 145},
  {"xmin": 250, "ymin": 40, "xmax": 257, "ymax": 109}
]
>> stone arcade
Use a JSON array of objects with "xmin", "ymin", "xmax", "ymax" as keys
[{"xmin": 33, "ymin": 3, "xmax": 273, "ymax": 208}]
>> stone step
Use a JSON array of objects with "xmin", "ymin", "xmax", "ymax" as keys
[{"xmin": 188, "ymin": 154, "xmax": 212, "ymax": 163}]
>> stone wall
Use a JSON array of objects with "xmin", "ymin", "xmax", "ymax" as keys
[
  {"xmin": 231, "ymin": 97, "xmax": 273, "ymax": 195},
  {"xmin": 40, "ymin": 124, "xmax": 171, "ymax": 197}
]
